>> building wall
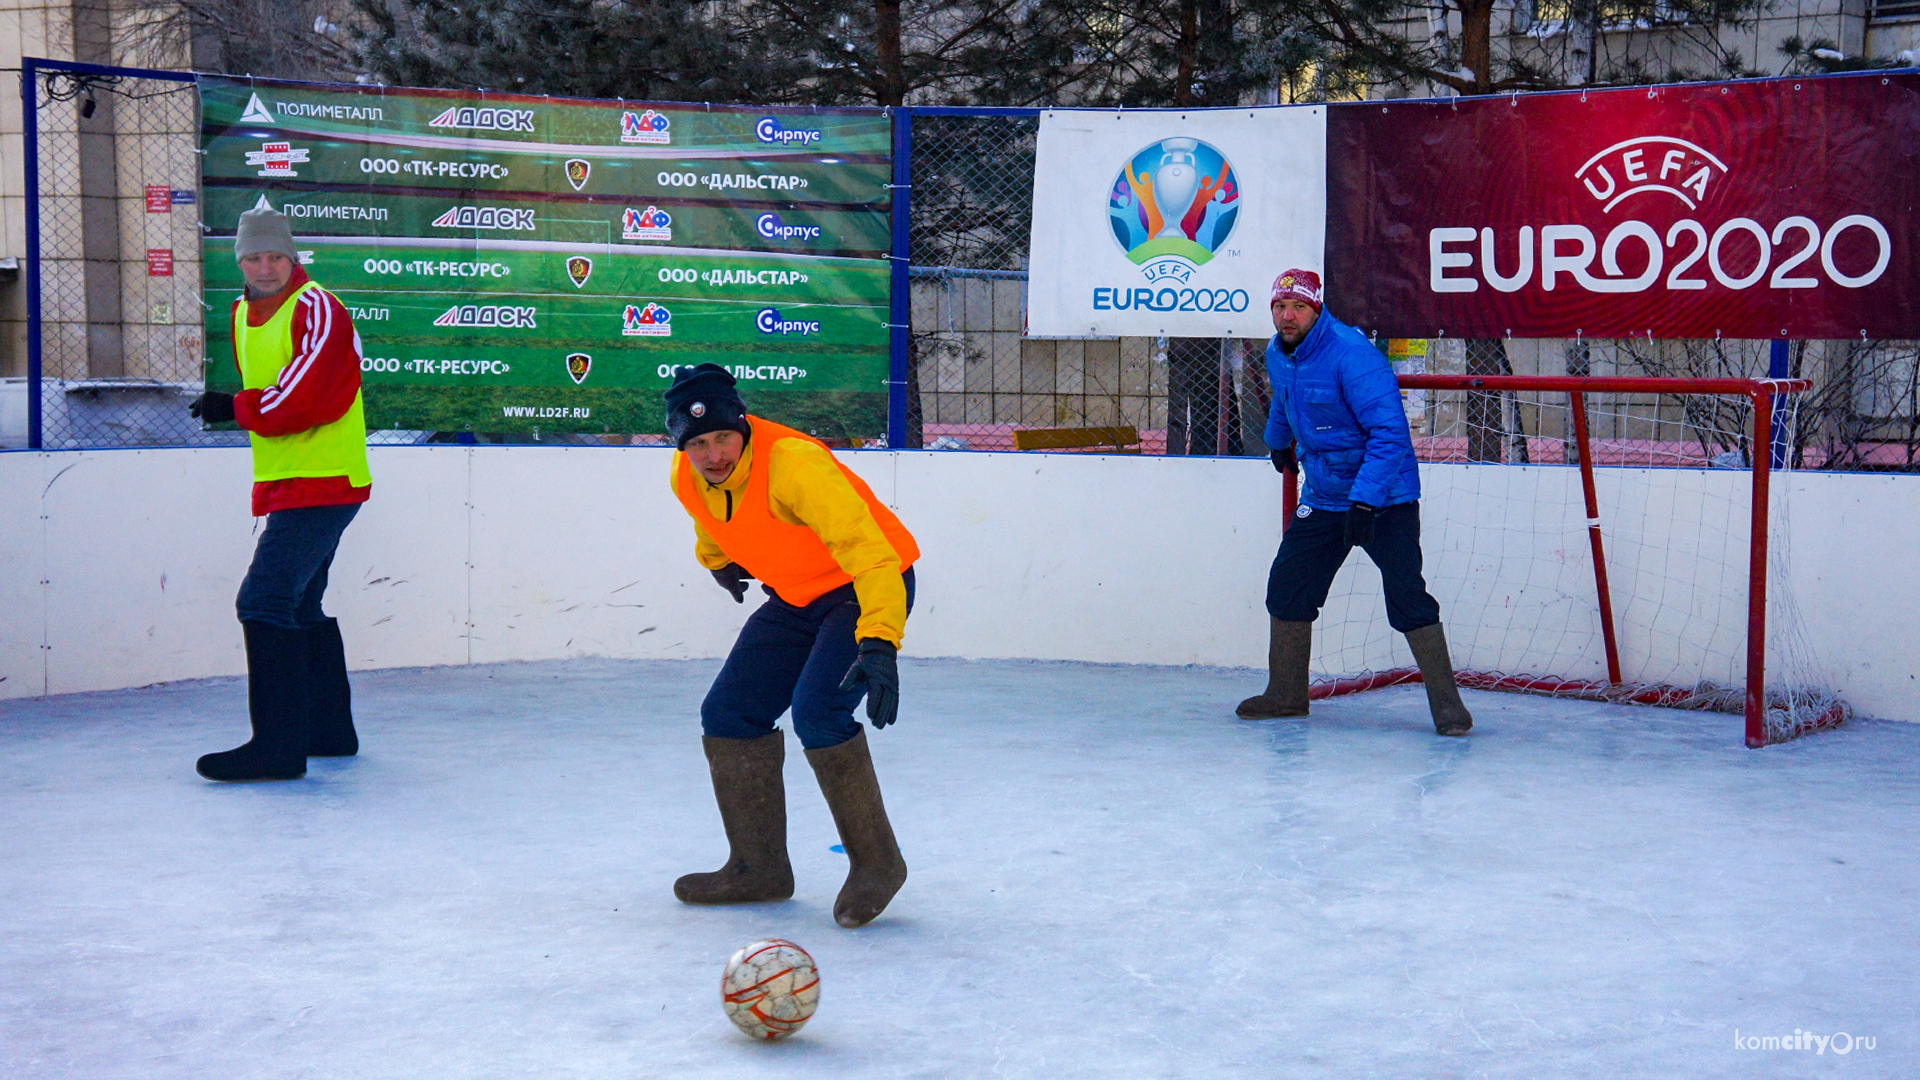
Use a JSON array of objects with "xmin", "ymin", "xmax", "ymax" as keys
[
  {"xmin": 0, "ymin": 0, "xmax": 196, "ymax": 381},
  {"xmin": 2, "ymin": 445, "xmax": 1915, "ymax": 725}
]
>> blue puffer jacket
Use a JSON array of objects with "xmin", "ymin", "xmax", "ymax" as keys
[{"xmin": 1264, "ymin": 309, "xmax": 1421, "ymax": 511}]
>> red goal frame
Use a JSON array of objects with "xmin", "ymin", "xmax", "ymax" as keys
[{"xmin": 1281, "ymin": 375, "xmax": 1834, "ymax": 748}]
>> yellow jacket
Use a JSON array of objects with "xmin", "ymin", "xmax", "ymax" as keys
[{"xmin": 673, "ymin": 435, "xmax": 911, "ymax": 646}]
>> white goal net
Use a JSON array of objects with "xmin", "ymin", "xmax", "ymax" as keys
[{"xmin": 1296, "ymin": 370, "xmax": 1847, "ymax": 747}]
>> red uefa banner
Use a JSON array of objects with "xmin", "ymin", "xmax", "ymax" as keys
[{"xmin": 1324, "ymin": 72, "xmax": 1920, "ymax": 339}]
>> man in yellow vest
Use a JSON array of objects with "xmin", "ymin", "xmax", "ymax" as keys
[
  {"xmin": 187, "ymin": 206, "xmax": 371, "ymax": 782},
  {"xmin": 665, "ymin": 363, "xmax": 918, "ymax": 928}
]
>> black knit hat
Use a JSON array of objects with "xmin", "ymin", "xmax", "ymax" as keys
[{"xmin": 664, "ymin": 363, "xmax": 750, "ymax": 450}]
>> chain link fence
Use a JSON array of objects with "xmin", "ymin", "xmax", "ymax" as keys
[
  {"xmin": 12, "ymin": 81, "xmax": 1919, "ymax": 470},
  {"xmin": 13, "ymin": 62, "xmax": 431, "ymax": 451},
  {"xmin": 905, "ymin": 113, "xmax": 1273, "ymax": 455},
  {"xmin": 19, "ymin": 64, "xmax": 225, "ymax": 449}
]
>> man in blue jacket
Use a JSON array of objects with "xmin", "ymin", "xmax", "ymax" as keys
[{"xmin": 1236, "ymin": 269, "xmax": 1473, "ymax": 736}]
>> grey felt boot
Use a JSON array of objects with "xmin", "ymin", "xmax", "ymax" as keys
[
  {"xmin": 806, "ymin": 729, "xmax": 907, "ymax": 928},
  {"xmin": 674, "ymin": 732, "xmax": 795, "ymax": 904},
  {"xmin": 196, "ymin": 621, "xmax": 311, "ymax": 781},
  {"xmin": 1236, "ymin": 618, "xmax": 1313, "ymax": 719},
  {"xmin": 1405, "ymin": 622, "xmax": 1474, "ymax": 736}
]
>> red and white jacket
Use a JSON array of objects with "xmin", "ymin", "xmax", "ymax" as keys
[{"xmin": 229, "ymin": 265, "xmax": 372, "ymax": 516}]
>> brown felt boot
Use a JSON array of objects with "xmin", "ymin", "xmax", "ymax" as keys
[
  {"xmin": 805, "ymin": 729, "xmax": 907, "ymax": 928},
  {"xmin": 673, "ymin": 732, "xmax": 795, "ymax": 904},
  {"xmin": 1236, "ymin": 618, "xmax": 1312, "ymax": 719},
  {"xmin": 1406, "ymin": 623, "xmax": 1474, "ymax": 736}
]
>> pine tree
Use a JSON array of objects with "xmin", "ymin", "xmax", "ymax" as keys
[{"xmin": 347, "ymin": 0, "xmax": 810, "ymax": 102}]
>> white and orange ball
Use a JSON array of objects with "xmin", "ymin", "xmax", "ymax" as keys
[{"xmin": 721, "ymin": 939, "xmax": 820, "ymax": 1041}]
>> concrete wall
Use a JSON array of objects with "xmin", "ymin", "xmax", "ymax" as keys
[{"xmin": 2, "ymin": 446, "xmax": 1915, "ymax": 722}]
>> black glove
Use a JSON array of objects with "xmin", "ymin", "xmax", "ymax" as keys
[
  {"xmin": 1344, "ymin": 502, "xmax": 1377, "ymax": 547},
  {"xmin": 710, "ymin": 563, "xmax": 752, "ymax": 603},
  {"xmin": 189, "ymin": 391, "xmax": 235, "ymax": 424},
  {"xmin": 837, "ymin": 638, "xmax": 900, "ymax": 728},
  {"xmin": 1270, "ymin": 444, "xmax": 1297, "ymax": 476}
]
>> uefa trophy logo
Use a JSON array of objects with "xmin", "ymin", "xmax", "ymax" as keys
[{"xmin": 1107, "ymin": 137, "xmax": 1239, "ymax": 284}]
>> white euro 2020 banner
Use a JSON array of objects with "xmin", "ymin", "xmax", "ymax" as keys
[{"xmin": 1025, "ymin": 106, "xmax": 1326, "ymax": 338}]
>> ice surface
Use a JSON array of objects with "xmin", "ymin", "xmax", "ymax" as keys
[{"xmin": 1, "ymin": 658, "xmax": 1915, "ymax": 1078}]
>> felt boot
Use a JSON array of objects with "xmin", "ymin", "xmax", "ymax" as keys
[
  {"xmin": 305, "ymin": 618, "xmax": 358, "ymax": 757},
  {"xmin": 806, "ymin": 729, "xmax": 907, "ymax": 929},
  {"xmin": 197, "ymin": 621, "xmax": 311, "ymax": 781},
  {"xmin": 1236, "ymin": 618, "xmax": 1313, "ymax": 719},
  {"xmin": 674, "ymin": 732, "xmax": 795, "ymax": 904},
  {"xmin": 1406, "ymin": 622, "xmax": 1474, "ymax": 736}
]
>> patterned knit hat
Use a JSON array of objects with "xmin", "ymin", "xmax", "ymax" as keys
[{"xmin": 1269, "ymin": 268, "xmax": 1323, "ymax": 312}]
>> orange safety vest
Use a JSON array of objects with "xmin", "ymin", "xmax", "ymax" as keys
[{"xmin": 673, "ymin": 416, "xmax": 918, "ymax": 607}]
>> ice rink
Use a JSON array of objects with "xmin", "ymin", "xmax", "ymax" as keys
[{"xmin": 2, "ymin": 657, "xmax": 1914, "ymax": 1078}]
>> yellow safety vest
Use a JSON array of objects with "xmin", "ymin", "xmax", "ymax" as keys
[{"xmin": 233, "ymin": 281, "xmax": 371, "ymax": 487}]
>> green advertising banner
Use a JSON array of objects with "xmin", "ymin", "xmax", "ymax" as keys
[{"xmin": 200, "ymin": 76, "xmax": 893, "ymax": 438}]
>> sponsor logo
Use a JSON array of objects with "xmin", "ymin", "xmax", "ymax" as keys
[
  {"xmin": 658, "ymin": 267, "xmax": 810, "ymax": 287},
  {"xmin": 754, "ymin": 213, "xmax": 822, "ymax": 243},
  {"xmin": 622, "ymin": 206, "xmax": 673, "ymax": 241},
  {"xmin": 428, "ymin": 105, "xmax": 536, "ymax": 132},
  {"xmin": 249, "ymin": 95, "xmax": 383, "ymax": 122},
  {"xmin": 623, "ymin": 302, "xmax": 672, "ymax": 337},
  {"xmin": 566, "ymin": 353, "xmax": 592, "ymax": 385},
  {"xmin": 1109, "ymin": 137, "xmax": 1238, "ymax": 285},
  {"xmin": 1428, "ymin": 131, "xmax": 1893, "ymax": 296},
  {"xmin": 567, "ymin": 256, "xmax": 593, "ymax": 288},
  {"xmin": 240, "ymin": 93, "xmax": 275, "ymax": 124},
  {"xmin": 430, "ymin": 205, "xmax": 537, "ymax": 231},
  {"xmin": 755, "ymin": 116, "xmax": 822, "ymax": 146},
  {"xmin": 657, "ymin": 363, "xmax": 809, "ymax": 382},
  {"xmin": 1577, "ymin": 137, "xmax": 1726, "ymax": 213},
  {"xmin": 756, "ymin": 307, "xmax": 821, "ymax": 336},
  {"xmin": 621, "ymin": 109, "xmax": 671, "ymax": 145},
  {"xmin": 362, "ymin": 156, "xmax": 507, "ymax": 179},
  {"xmin": 284, "ymin": 203, "xmax": 389, "ymax": 221},
  {"xmin": 432, "ymin": 304, "xmax": 538, "ymax": 329},
  {"xmin": 348, "ymin": 306, "xmax": 390, "ymax": 321},
  {"xmin": 246, "ymin": 141, "xmax": 311, "ymax": 178},
  {"xmin": 565, "ymin": 158, "xmax": 591, "ymax": 191}
]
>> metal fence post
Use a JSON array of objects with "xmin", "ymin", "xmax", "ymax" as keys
[
  {"xmin": 887, "ymin": 107, "xmax": 912, "ymax": 448},
  {"xmin": 23, "ymin": 57, "xmax": 41, "ymax": 450},
  {"xmin": 1767, "ymin": 338, "xmax": 1791, "ymax": 468}
]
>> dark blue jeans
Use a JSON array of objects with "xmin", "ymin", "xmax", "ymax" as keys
[
  {"xmin": 235, "ymin": 503, "xmax": 361, "ymax": 630},
  {"xmin": 702, "ymin": 568, "xmax": 916, "ymax": 750},
  {"xmin": 1266, "ymin": 501, "xmax": 1440, "ymax": 632}
]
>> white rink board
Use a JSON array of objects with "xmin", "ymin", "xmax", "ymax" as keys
[{"xmin": 0, "ymin": 446, "xmax": 1914, "ymax": 720}]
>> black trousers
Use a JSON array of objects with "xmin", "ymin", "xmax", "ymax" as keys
[
  {"xmin": 1265, "ymin": 501, "xmax": 1441, "ymax": 633},
  {"xmin": 701, "ymin": 568, "xmax": 916, "ymax": 750},
  {"xmin": 235, "ymin": 503, "xmax": 360, "ymax": 630}
]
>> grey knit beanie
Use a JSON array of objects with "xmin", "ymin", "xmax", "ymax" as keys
[{"xmin": 234, "ymin": 206, "xmax": 297, "ymax": 262}]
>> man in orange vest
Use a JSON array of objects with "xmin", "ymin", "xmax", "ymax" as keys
[
  {"xmin": 187, "ymin": 205, "xmax": 370, "ymax": 782},
  {"xmin": 665, "ymin": 363, "xmax": 918, "ymax": 928}
]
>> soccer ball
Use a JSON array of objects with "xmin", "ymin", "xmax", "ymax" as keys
[{"xmin": 721, "ymin": 939, "xmax": 820, "ymax": 1041}]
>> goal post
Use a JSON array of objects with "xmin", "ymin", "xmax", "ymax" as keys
[{"xmin": 1278, "ymin": 374, "xmax": 1845, "ymax": 749}]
